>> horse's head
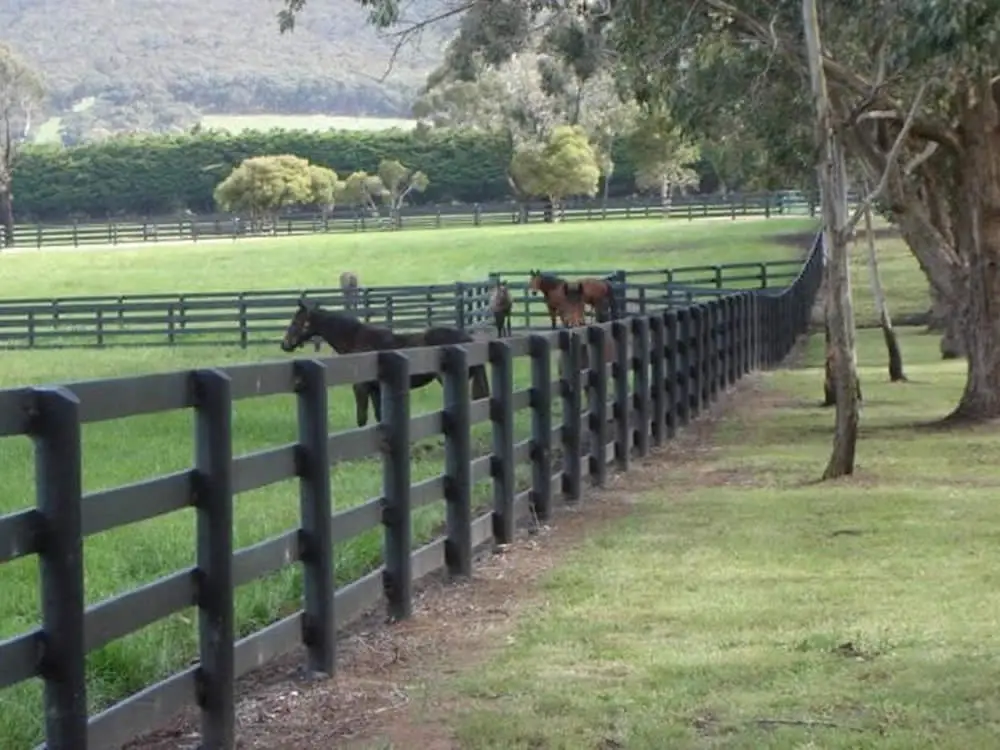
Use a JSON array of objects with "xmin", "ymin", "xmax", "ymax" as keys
[
  {"xmin": 527, "ymin": 270, "xmax": 544, "ymax": 296},
  {"xmin": 281, "ymin": 298, "xmax": 318, "ymax": 352}
]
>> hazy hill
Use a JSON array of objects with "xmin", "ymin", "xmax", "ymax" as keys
[{"xmin": 2, "ymin": 0, "xmax": 452, "ymax": 142}]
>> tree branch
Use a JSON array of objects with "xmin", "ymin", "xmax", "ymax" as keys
[
  {"xmin": 698, "ymin": 0, "xmax": 959, "ymax": 151},
  {"xmin": 903, "ymin": 142, "xmax": 939, "ymax": 176},
  {"xmin": 845, "ymin": 81, "xmax": 928, "ymax": 234}
]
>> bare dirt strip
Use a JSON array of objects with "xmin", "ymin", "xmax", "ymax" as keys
[{"xmin": 124, "ymin": 373, "xmax": 771, "ymax": 750}]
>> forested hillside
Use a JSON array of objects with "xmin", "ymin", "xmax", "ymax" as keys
[{"xmin": 2, "ymin": 0, "xmax": 450, "ymax": 141}]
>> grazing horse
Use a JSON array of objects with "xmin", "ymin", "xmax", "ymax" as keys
[
  {"xmin": 339, "ymin": 271, "xmax": 360, "ymax": 311},
  {"xmin": 280, "ymin": 301, "xmax": 490, "ymax": 427},
  {"xmin": 527, "ymin": 270, "xmax": 588, "ymax": 329},
  {"xmin": 490, "ymin": 280, "xmax": 513, "ymax": 337}
]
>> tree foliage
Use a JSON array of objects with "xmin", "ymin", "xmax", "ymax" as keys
[
  {"xmin": 377, "ymin": 159, "xmax": 429, "ymax": 216},
  {"xmin": 626, "ymin": 110, "xmax": 700, "ymax": 201},
  {"xmin": 510, "ymin": 125, "xmax": 600, "ymax": 206},
  {"xmin": 11, "ymin": 126, "xmax": 679, "ymax": 221},
  {"xmin": 213, "ymin": 154, "xmax": 315, "ymax": 223}
]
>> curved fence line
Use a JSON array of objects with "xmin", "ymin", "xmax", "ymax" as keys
[
  {"xmin": 0, "ymin": 235, "xmax": 822, "ymax": 750},
  {"xmin": 0, "ymin": 261, "xmax": 805, "ymax": 350}
]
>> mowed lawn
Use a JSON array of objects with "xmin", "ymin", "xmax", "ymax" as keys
[
  {"xmin": 440, "ymin": 328, "xmax": 1000, "ymax": 749},
  {"xmin": 849, "ymin": 226, "xmax": 929, "ymax": 328},
  {"xmin": 0, "ymin": 217, "xmax": 817, "ymax": 299},
  {"xmin": 0, "ymin": 218, "xmax": 816, "ymax": 748}
]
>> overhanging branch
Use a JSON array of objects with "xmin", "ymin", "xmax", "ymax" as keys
[
  {"xmin": 698, "ymin": 0, "xmax": 959, "ymax": 151},
  {"xmin": 845, "ymin": 82, "xmax": 928, "ymax": 234}
]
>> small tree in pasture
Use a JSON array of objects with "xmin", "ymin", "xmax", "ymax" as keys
[
  {"xmin": 341, "ymin": 170, "xmax": 385, "ymax": 217},
  {"xmin": 626, "ymin": 110, "xmax": 700, "ymax": 215},
  {"xmin": 213, "ymin": 154, "xmax": 313, "ymax": 231},
  {"xmin": 377, "ymin": 159, "xmax": 429, "ymax": 227},
  {"xmin": 0, "ymin": 44, "xmax": 44, "ymax": 248},
  {"xmin": 510, "ymin": 124, "xmax": 600, "ymax": 221},
  {"xmin": 307, "ymin": 164, "xmax": 342, "ymax": 220}
]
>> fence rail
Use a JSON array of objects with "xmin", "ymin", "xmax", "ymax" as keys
[
  {"xmin": 0, "ymin": 261, "xmax": 805, "ymax": 350},
  {"xmin": 5, "ymin": 192, "xmax": 818, "ymax": 249},
  {"xmin": 0, "ymin": 236, "xmax": 823, "ymax": 750}
]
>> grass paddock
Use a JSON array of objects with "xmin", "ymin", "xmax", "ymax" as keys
[
  {"xmin": 441, "ymin": 328, "xmax": 1000, "ymax": 749},
  {"xmin": 0, "ymin": 217, "xmax": 817, "ymax": 748}
]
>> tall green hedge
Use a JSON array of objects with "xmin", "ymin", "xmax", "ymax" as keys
[{"xmin": 13, "ymin": 128, "xmax": 644, "ymax": 221}]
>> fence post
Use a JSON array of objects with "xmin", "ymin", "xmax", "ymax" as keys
[
  {"xmin": 586, "ymin": 325, "xmax": 608, "ymax": 487},
  {"xmin": 701, "ymin": 299, "xmax": 719, "ymax": 409},
  {"xmin": 454, "ymin": 282, "xmax": 467, "ymax": 329},
  {"xmin": 31, "ymin": 386, "xmax": 87, "ymax": 750},
  {"xmin": 529, "ymin": 334, "xmax": 553, "ymax": 522},
  {"xmin": 489, "ymin": 340, "xmax": 516, "ymax": 544},
  {"xmin": 729, "ymin": 296, "xmax": 739, "ymax": 384},
  {"xmin": 442, "ymin": 345, "xmax": 472, "ymax": 576},
  {"xmin": 631, "ymin": 316, "xmax": 651, "ymax": 458},
  {"xmin": 238, "ymin": 293, "xmax": 248, "ymax": 349},
  {"xmin": 191, "ymin": 369, "xmax": 235, "ymax": 749},
  {"xmin": 379, "ymin": 351, "xmax": 412, "ymax": 621},
  {"xmin": 688, "ymin": 306, "xmax": 703, "ymax": 419},
  {"xmin": 649, "ymin": 314, "xmax": 666, "ymax": 446},
  {"xmin": 558, "ymin": 330, "xmax": 582, "ymax": 502},
  {"xmin": 665, "ymin": 311, "xmax": 681, "ymax": 437},
  {"xmin": 294, "ymin": 359, "xmax": 335, "ymax": 676},
  {"xmin": 612, "ymin": 320, "xmax": 631, "ymax": 470},
  {"xmin": 707, "ymin": 302, "xmax": 719, "ymax": 402}
]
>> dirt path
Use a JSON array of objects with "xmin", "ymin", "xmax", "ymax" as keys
[{"xmin": 124, "ymin": 377, "xmax": 765, "ymax": 750}]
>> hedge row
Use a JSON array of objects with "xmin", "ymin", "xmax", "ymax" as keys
[{"xmin": 13, "ymin": 129, "xmax": 645, "ymax": 221}]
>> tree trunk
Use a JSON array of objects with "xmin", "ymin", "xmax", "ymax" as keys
[
  {"xmin": 0, "ymin": 181, "xmax": 13, "ymax": 248},
  {"xmin": 862, "ymin": 192, "xmax": 906, "ymax": 382},
  {"xmin": 822, "ymin": 319, "xmax": 836, "ymax": 406},
  {"xmin": 602, "ymin": 171, "xmax": 611, "ymax": 209},
  {"xmin": 946, "ymin": 95, "xmax": 1000, "ymax": 422},
  {"xmin": 543, "ymin": 196, "xmax": 555, "ymax": 223},
  {"xmin": 660, "ymin": 176, "xmax": 673, "ymax": 217},
  {"xmin": 928, "ymin": 283, "xmax": 966, "ymax": 359},
  {"xmin": 803, "ymin": 0, "xmax": 860, "ymax": 479}
]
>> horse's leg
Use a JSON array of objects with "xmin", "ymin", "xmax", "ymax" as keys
[
  {"xmin": 353, "ymin": 384, "xmax": 368, "ymax": 428},
  {"xmin": 371, "ymin": 383, "xmax": 382, "ymax": 423}
]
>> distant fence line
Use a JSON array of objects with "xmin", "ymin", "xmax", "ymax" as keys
[
  {"xmin": 0, "ymin": 235, "xmax": 822, "ymax": 750},
  {"xmin": 0, "ymin": 261, "xmax": 806, "ymax": 349},
  {"xmin": 5, "ymin": 192, "xmax": 819, "ymax": 249}
]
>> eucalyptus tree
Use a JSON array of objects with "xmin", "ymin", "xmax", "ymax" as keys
[{"xmin": 280, "ymin": 0, "xmax": 1000, "ymax": 423}]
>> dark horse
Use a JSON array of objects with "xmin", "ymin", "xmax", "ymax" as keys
[
  {"xmin": 281, "ymin": 301, "xmax": 490, "ymax": 427},
  {"xmin": 490, "ymin": 279, "xmax": 513, "ymax": 337},
  {"xmin": 527, "ymin": 270, "xmax": 587, "ymax": 328}
]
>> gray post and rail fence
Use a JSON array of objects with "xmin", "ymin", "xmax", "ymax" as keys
[
  {"xmin": 0, "ymin": 260, "xmax": 806, "ymax": 350},
  {"xmin": 0, "ymin": 235, "xmax": 823, "ymax": 750}
]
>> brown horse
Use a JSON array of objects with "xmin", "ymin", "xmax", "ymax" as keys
[
  {"xmin": 576, "ymin": 277, "xmax": 616, "ymax": 322},
  {"xmin": 527, "ymin": 270, "xmax": 588, "ymax": 329},
  {"xmin": 490, "ymin": 280, "xmax": 513, "ymax": 337},
  {"xmin": 340, "ymin": 271, "xmax": 360, "ymax": 310},
  {"xmin": 280, "ymin": 301, "xmax": 490, "ymax": 427}
]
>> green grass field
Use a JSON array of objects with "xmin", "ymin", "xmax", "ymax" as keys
[
  {"xmin": 0, "ymin": 217, "xmax": 817, "ymax": 748},
  {"xmin": 199, "ymin": 114, "xmax": 418, "ymax": 133},
  {"xmin": 31, "ymin": 113, "xmax": 418, "ymax": 144},
  {"xmin": 442, "ymin": 327, "xmax": 1000, "ymax": 749},
  {"xmin": 850, "ymin": 229, "xmax": 928, "ymax": 328},
  {"xmin": 0, "ymin": 217, "xmax": 818, "ymax": 300}
]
